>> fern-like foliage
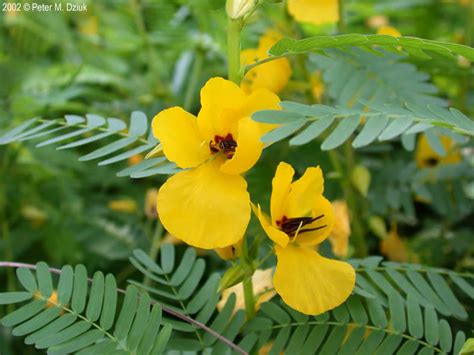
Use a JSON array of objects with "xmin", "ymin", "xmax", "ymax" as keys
[
  {"xmin": 128, "ymin": 244, "xmax": 253, "ymax": 353},
  {"xmin": 0, "ymin": 262, "xmax": 172, "ymax": 354},
  {"xmin": 266, "ymin": 34, "xmax": 474, "ymax": 62},
  {"xmin": 240, "ymin": 256, "xmax": 472, "ymax": 354},
  {"xmin": 0, "ymin": 111, "xmax": 178, "ymax": 178}
]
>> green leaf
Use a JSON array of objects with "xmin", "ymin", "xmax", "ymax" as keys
[
  {"xmin": 100, "ymin": 274, "xmax": 118, "ymax": 331},
  {"xmin": 0, "ymin": 292, "xmax": 32, "ymax": 305},
  {"xmin": 85, "ymin": 271, "xmax": 105, "ymax": 322},
  {"xmin": 356, "ymin": 330, "xmax": 384, "ymax": 354},
  {"xmin": 374, "ymin": 335, "xmax": 403, "ymax": 355},
  {"xmin": 396, "ymin": 340, "xmax": 419, "ymax": 355},
  {"xmin": 169, "ymin": 248, "xmax": 196, "ymax": 286},
  {"xmin": 406, "ymin": 294, "xmax": 423, "ymax": 339},
  {"xmin": 36, "ymin": 262, "xmax": 53, "ymax": 298},
  {"xmin": 35, "ymin": 320, "xmax": 91, "ymax": 349},
  {"xmin": 57, "ymin": 265, "xmax": 74, "ymax": 306},
  {"xmin": 261, "ymin": 120, "xmax": 307, "ymax": 144},
  {"xmin": 137, "ymin": 304, "xmax": 162, "ymax": 355},
  {"xmin": 24, "ymin": 313, "xmax": 77, "ymax": 345},
  {"xmin": 12, "ymin": 308, "xmax": 62, "ymax": 336},
  {"xmin": 289, "ymin": 117, "xmax": 335, "ymax": 145},
  {"xmin": 270, "ymin": 327, "xmax": 291, "ymax": 355},
  {"xmin": 1, "ymin": 300, "xmax": 46, "ymax": 327},
  {"xmin": 16, "ymin": 268, "xmax": 38, "ymax": 293},
  {"xmin": 388, "ymin": 291, "xmax": 406, "ymax": 333},
  {"xmin": 152, "ymin": 323, "xmax": 173, "ymax": 354},
  {"xmin": 160, "ymin": 243, "xmax": 175, "ymax": 274},
  {"xmin": 71, "ymin": 265, "xmax": 88, "ymax": 314},
  {"xmin": 424, "ymin": 305, "xmax": 439, "ymax": 345},
  {"xmin": 114, "ymin": 285, "xmax": 138, "ymax": 340},
  {"xmin": 453, "ymin": 332, "xmax": 467, "ymax": 355},
  {"xmin": 127, "ymin": 293, "xmax": 150, "ymax": 351},
  {"xmin": 319, "ymin": 325, "xmax": 347, "ymax": 353},
  {"xmin": 347, "ymin": 296, "xmax": 368, "ymax": 325},
  {"xmin": 321, "ymin": 115, "xmax": 360, "ymax": 150},
  {"xmin": 48, "ymin": 329, "xmax": 104, "ymax": 354},
  {"xmin": 302, "ymin": 324, "xmax": 329, "ymax": 353},
  {"xmin": 438, "ymin": 319, "xmax": 453, "ymax": 352},
  {"xmin": 178, "ymin": 259, "xmax": 205, "ymax": 300},
  {"xmin": 261, "ymin": 303, "xmax": 291, "ymax": 325},
  {"xmin": 339, "ymin": 327, "xmax": 365, "ymax": 355},
  {"xmin": 427, "ymin": 272, "xmax": 468, "ymax": 319}
]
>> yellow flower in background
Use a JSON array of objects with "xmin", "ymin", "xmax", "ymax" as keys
[
  {"xmin": 254, "ymin": 162, "xmax": 355, "ymax": 315},
  {"xmin": 377, "ymin": 25, "xmax": 401, "ymax": 37},
  {"xmin": 366, "ymin": 15, "xmax": 389, "ymax": 29},
  {"xmin": 21, "ymin": 205, "xmax": 47, "ymax": 228},
  {"xmin": 144, "ymin": 188, "xmax": 158, "ymax": 219},
  {"xmin": 310, "ymin": 71, "xmax": 325, "ymax": 103},
  {"xmin": 217, "ymin": 269, "xmax": 276, "ymax": 314},
  {"xmin": 380, "ymin": 225, "xmax": 418, "ymax": 263},
  {"xmin": 216, "ymin": 239, "xmax": 243, "ymax": 260},
  {"xmin": 287, "ymin": 0, "xmax": 339, "ymax": 26},
  {"xmin": 34, "ymin": 290, "xmax": 59, "ymax": 309},
  {"xmin": 79, "ymin": 15, "xmax": 98, "ymax": 36},
  {"xmin": 241, "ymin": 30, "xmax": 292, "ymax": 94},
  {"xmin": 108, "ymin": 199, "xmax": 138, "ymax": 214},
  {"xmin": 128, "ymin": 154, "xmax": 143, "ymax": 166},
  {"xmin": 415, "ymin": 134, "xmax": 461, "ymax": 168},
  {"xmin": 329, "ymin": 200, "xmax": 351, "ymax": 258},
  {"xmin": 152, "ymin": 77, "xmax": 280, "ymax": 249}
]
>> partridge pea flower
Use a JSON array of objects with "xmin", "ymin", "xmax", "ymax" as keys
[
  {"xmin": 287, "ymin": 0, "xmax": 339, "ymax": 26},
  {"xmin": 415, "ymin": 134, "xmax": 461, "ymax": 168},
  {"xmin": 241, "ymin": 30, "xmax": 292, "ymax": 94},
  {"xmin": 254, "ymin": 162, "xmax": 355, "ymax": 315},
  {"xmin": 152, "ymin": 77, "xmax": 280, "ymax": 249}
]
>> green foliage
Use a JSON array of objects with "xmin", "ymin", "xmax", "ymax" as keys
[
  {"xmin": 0, "ymin": 111, "xmax": 179, "ymax": 178},
  {"xmin": 267, "ymin": 34, "xmax": 474, "ymax": 61},
  {"xmin": 0, "ymin": 263, "xmax": 172, "ymax": 354}
]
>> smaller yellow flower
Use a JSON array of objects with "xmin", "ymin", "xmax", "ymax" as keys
[
  {"xmin": 217, "ymin": 269, "xmax": 276, "ymax": 314},
  {"xmin": 255, "ymin": 162, "xmax": 355, "ymax": 315},
  {"xmin": 108, "ymin": 199, "xmax": 138, "ymax": 214},
  {"xmin": 329, "ymin": 200, "xmax": 351, "ymax": 258},
  {"xmin": 144, "ymin": 188, "xmax": 158, "ymax": 219},
  {"xmin": 377, "ymin": 25, "xmax": 401, "ymax": 37},
  {"xmin": 241, "ymin": 30, "xmax": 292, "ymax": 95},
  {"xmin": 366, "ymin": 15, "xmax": 389, "ymax": 29},
  {"xmin": 415, "ymin": 134, "xmax": 461, "ymax": 168},
  {"xmin": 21, "ymin": 205, "xmax": 47, "ymax": 228},
  {"xmin": 287, "ymin": 0, "xmax": 339, "ymax": 26},
  {"xmin": 380, "ymin": 225, "xmax": 418, "ymax": 263},
  {"xmin": 215, "ymin": 240, "xmax": 243, "ymax": 260},
  {"xmin": 34, "ymin": 290, "xmax": 59, "ymax": 309},
  {"xmin": 128, "ymin": 154, "xmax": 144, "ymax": 166},
  {"xmin": 310, "ymin": 71, "xmax": 325, "ymax": 103}
]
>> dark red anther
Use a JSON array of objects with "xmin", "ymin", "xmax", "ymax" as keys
[{"xmin": 278, "ymin": 215, "xmax": 326, "ymax": 237}]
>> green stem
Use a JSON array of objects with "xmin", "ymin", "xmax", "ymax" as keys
[
  {"xmin": 243, "ymin": 276, "xmax": 255, "ymax": 319},
  {"xmin": 183, "ymin": 50, "xmax": 204, "ymax": 111},
  {"xmin": 143, "ymin": 221, "xmax": 163, "ymax": 286},
  {"xmin": 337, "ymin": 0, "xmax": 345, "ymax": 33},
  {"xmin": 227, "ymin": 18, "xmax": 243, "ymax": 84}
]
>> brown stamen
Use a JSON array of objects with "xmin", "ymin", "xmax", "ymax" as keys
[
  {"xmin": 278, "ymin": 215, "xmax": 326, "ymax": 237},
  {"xmin": 209, "ymin": 133, "xmax": 237, "ymax": 159}
]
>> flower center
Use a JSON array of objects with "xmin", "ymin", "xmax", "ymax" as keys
[
  {"xmin": 423, "ymin": 157, "xmax": 439, "ymax": 167},
  {"xmin": 276, "ymin": 215, "xmax": 326, "ymax": 237},
  {"xmin": 210, "ymin": 134, "xmax": 237, "ymax": 159}
]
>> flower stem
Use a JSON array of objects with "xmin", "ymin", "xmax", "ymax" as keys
[
  {"xmin": 243, "ymin": 276, "xmax": 256, "ymax": 319},
  {"xmin": 227, "ymin": 18, "xmax": 243, "ymax": 84},
  {"xmin": 337, "ymin": 0, "xmax": 345, "ymax": 33}
]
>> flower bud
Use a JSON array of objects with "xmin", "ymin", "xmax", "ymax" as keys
[{"xmin": 226, "ymin": 0, "xmax": 256, "ymax": 19}]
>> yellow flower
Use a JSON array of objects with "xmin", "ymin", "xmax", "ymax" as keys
[
  {"xmin": 380, "ymin": 225, "xmax": 418, "ymax": 263},
  {"xmin": 254, "ymin": 162, "xmax": 355, "ymax": 315},
  {"xmin": 144, "ymin": 188, "xmax": 158, "ymax": 219},
  {"xmin": 21, "ymin": 205, "xmax": 47, "ymax": 228},
  {"xmin": 217, "ymin": 269, "xmax": 276, "ymax": 314},
  {"xmin": 152, "ymin": 77, "xmax": 280, "ymax": 249},
  {"xmin": 34, "ymin": 290, "xmax": 60, "ymax": 309},
  {"xmin": 241, "ymin": 30, "xmax": 292, "ymax": 94},
  {"xmin": 310, "ymin": 71, "xmax": 325, "ymax": 103},
  {"xmin": 415, "ymin": 134, "xmax": 461, "ymax": 168},
  {"xmin": 128, "ymin": 154, "xmax": 143, "ymax": 166},
  {"xmin": 215, "ymin": 239, "xmax": 243, "ymax": 260},
  {"xmin": 108, "ymin": 199, "xmax": 138, "ymax": 214},
  {"xmin": 377, "ymin": 25, "xmax": 401, "ymax": 37},
  {"xmin": 79, "ymin": 16, "xmax": 98, "ymax": 36},
  {"xmin": 287, "ymin": 0, "xmax": 339, "ymax": 26},
  {"xmin": 366, "ymin": 15, "xmax": 389, "ymax": 29},
  {"xmin": 329, "ymin": 200, "xmax": 351, "ymax": 258}
]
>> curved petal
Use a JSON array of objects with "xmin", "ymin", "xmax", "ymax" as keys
[
  {"xmin": 270, "ymin": 162, "xmax": 294, "ymax": 224},
  {"xmin": 220, "ymin": 117, "xmax": 263, "ymax": 175},
  {"xmin": 241, "ymin": 89, "xmax": 282, "ymax": 134},
  {"xmin": 287, "ymin": 166, "xmax": 324, "ymax": 217},
  {"xmin": 273, "ymin": 244, "xmax": 355, "ymax": 315},
  {"xmin": 157, "ymin": 160, "xmax": 250, "ymax": 249},
  {"xmin": 254, "ymin": 204, "xmax": 289, "ymax": 247},
  {"xmin": 197, "ymin": 77, "xmax": 247, "ymax": 138},
  {"xmin": 242, "ymin": 59, "xmax": 292, "ymax": 95},
  {"xmin": 152, "ymin": 107, "xmax": 209, "ymax": 169},
  {"xmin": 294, "ymin": 195, "xmax": 335, "ymax": 246}
]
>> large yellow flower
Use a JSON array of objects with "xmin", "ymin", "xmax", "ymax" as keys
[
  {"xmin": 254, "ymin": 162, "xmax": 355, "ymax": 315},
  {"xmin": 241, "ymin": 30, "xmax": 292, "ymax": 94},
  {"xmin": 152, "ymin": 77, "xmax": 280, "ymax": 249},
  {"xmin": 415, "ymin": 134, "xmax": 461, "ymax": 168},
  {"xmin": 287, "ymin": 0, "xmax": 339, "ymax": 26}
]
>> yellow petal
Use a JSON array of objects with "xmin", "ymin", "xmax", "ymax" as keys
[
  {"xmin": 329, "ymin": 200, "xmax": 351, "ymax": 258},
  {"xmin": 152, "ymin": 107, "xmax": 209, "ymax": 169},
  {"xmin": 288, "ymin": 0, "xmax": 339, "ymax": 26},
  {"xmin": 415, "ymin": 134, "xmax": 461, "ymax": 168},
  {"xmin": 293, "ymin": 195, "xmax": 335, "ymax": 246},
  {"xmin": 157, "ymin": 160, "xmax": 250, "ymax": 249},
  {"xmin": 287, "ymin": 166, "xmax": 324, "ymax": 218},
  {"xmin": 197, "ymin": 77, "xmax": 247, "ymax": 138},
  {"xmin": 254, "ymin": 204, "xmax": 289, "ymax": 247},
  {"xmin": 270, "ymin": 162, "xmax": 294, "ymax": 225},
  {"xmin": 220, "ymin": 117, "xmax": 263, "ymax": 175},
  {"xmin": 241, "ymin": 59, "xmax": 292, "ymax": 95},
  {"xmin": 240, "ymin": 88, "xmax": 282, "ymax": 135},
  {"xmin": 273, "ymin": 244, "xmax": 355, "ymax": 315},
  {"xmin": 215, "ymin": 239, "xmax": 243, "ymax": 260},
  {"xmin": 144, "ymin": 189, "xmax": 159, "ymax": 219}
]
